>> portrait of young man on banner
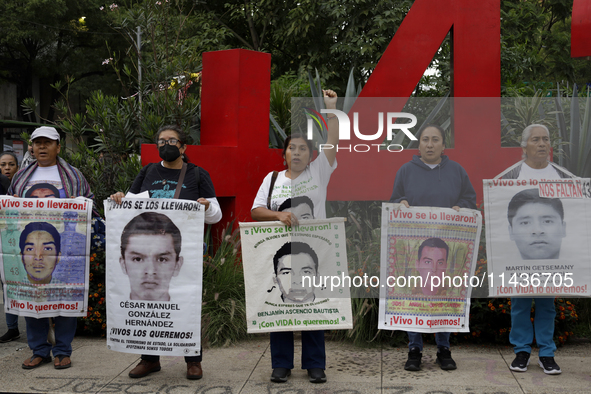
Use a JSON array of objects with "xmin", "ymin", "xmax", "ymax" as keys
[
  {"xmin": 20, "ymin": 222, "xmax": 62, "ymax": 285},
  {"xmin": 379, "ymin": 204, "xmax": 482, "ymax": 334},
  {"xmin": 1, "ymin": 201, "xmax": 91, "ymax": 308},
  {"xmin": 240, "ymin": 218, "xmax": 353, "ymax": 334},
  {"xmin": 507, "ymin": 189, "xmax": 566, "ymax": 260},
  {"xmin": 272, "ymin": 241, "xmax": 319, "ymax": 304},
  {"xmin": 106, "ymin": 198, "xmax": 204, "ymax": 358},
  {"xmin": 483, "ymin": 180, "xmax": 591, "ymax": 297},
  {"xmin": 119, "ymin": 212, "xmax": 184, "ymax": 302},
  {"xmin": 414, "ymin": 238, "xmax": 450, "ymax": 296}
]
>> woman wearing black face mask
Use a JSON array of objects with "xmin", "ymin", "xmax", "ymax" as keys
[
  {"xmin": 109, "ymin": 125, "xmax": 221, "ymax": 380},
  {"xmin": 111, "ymin": 125, "xmax": 221, "ymax": 221}
]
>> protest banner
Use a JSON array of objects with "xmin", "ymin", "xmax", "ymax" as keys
[
  {"xmin": 240, "ymin": 218, "xmax": 352, "ymax": 333},
  {"xmin": 105, "ymin": 198, "xmax": 204, "ymax": 357},
  {"xmin": 0, "ymin": 196, "xmax": 92, "ymax": 318},
  {"xmin": 483, "ymin": 178, "xmax": 591, "ymax": 297},
  {"xmin": 378, "ymin": 203, "xmax": 481, "ymax": 333}
]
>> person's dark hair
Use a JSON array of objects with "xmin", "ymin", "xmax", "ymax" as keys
[
  {"xmin": 282, "ymin": 133, "xmax": 315, "ymax": 161},
  {"xmin": 25, "ymin": 183, "xmax": 60, "ymax": 198},
  {"xmin": 0, "ymin": 151, "xmax": 19, "ymax": 166},
  {"xmin": 273, "ymin": 241, "xmax": 319, "ymax": 275},
  {"xmin": 416, "ymin": 124, "xmax": 446, "ymax": 146},
  {"xmin": 507, "ymin": 188, "xmax": 564, "ymax": 225},
  {"xmin": 277, "ymin": 196, "xmax": 315, "ymax": 216},
  {"xmin": 20, "ymin": 222, "xmax": 61, "ymax": 255},
  {"xmin": 156, "ymin": 124, "xmax": 190, "ymax": 163},
  {"xmin": 417, "ymin": 237, "xmax": 449, "ymax": 261},
  {"xmin": 120, "ymin": 212, "xmax": 182, "ymax": 259}
]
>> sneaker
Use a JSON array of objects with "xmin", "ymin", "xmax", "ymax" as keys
[
  {"xmin": 436, "ymin": 348, "xmax": 457, "ymax": 370},
  {"xmin": 0, "ymin": 329, "xmax": 20, "ymax": 343},
  {"xmin": 270, "ymin": 367, "xmax": 291, "ymax": 383},
  {"xmin": 538, "ymin": 357, "xmax": 562, "ymax": 375},
  {"xmin": 404, "ymin": 347, "xmax": 422, "ymax": 371},
  {"xmin": 307, "ymin": 368, "xmax": 327, "ymax": 383},
  {"xmin": 509, "ymin": 351, "xmax": 530, "ymax": 372}
]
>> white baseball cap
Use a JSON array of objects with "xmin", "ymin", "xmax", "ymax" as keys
[{"xmin": 31, "ymin": 126, "xmax": 60, "ymax": 142}]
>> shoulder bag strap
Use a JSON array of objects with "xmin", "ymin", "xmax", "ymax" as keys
[
  {"xmin": 267, "ymin": 171, "xmax": 279, "ymax": 209},
  {"xmin": 193, "ymin": 166, "xmax": 200, "ymax": 186},
  {"xmin": 173, "ymin": 163, "xmax": 188, "ymax": 199}
]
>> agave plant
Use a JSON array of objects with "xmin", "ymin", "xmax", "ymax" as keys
[
  {"xmin": 554, "ymin": 83, "xmax": 591, "ymax": 177},
  {"xmin": 268, "ymin": 68, "xmax": 362, "ymax": 149}
]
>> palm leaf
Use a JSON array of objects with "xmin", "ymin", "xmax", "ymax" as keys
[
  {"xmin": 342, "ymin": 67, "xmax": 358, "ymax": 114},
  {"xmin": 554, "ymin": 84, "xmax": 568, "ymax": 169},
  {"xmin": 570, "ymin": 84, "xmax": 580, "ymax": 174}
]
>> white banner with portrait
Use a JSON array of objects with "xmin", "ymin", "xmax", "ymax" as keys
[
  {"xmin": 0, "ymin": 197, "xmax": 92, "ymax": 318},
  {"xmin": 378, "ymin": 203, "xmax": 482, "ymax": 333},
  {"xmin": 484, "ymin": 178, "xmax": 591, "ymax": 297},
  {"xmin": 105, "ymin": 198, "xmax": 204, "ymax": 356},
  {"xmin": 240, "ymin": 218, "xmax": 352, "ymax": 333}
]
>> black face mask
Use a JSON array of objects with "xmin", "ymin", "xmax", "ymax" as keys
[{"xmin": 159, "ymin": 144, "xmax": 181, "ymax": 162}]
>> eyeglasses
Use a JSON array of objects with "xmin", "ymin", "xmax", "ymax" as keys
[{"xmin": 157, "ymin": 138, "xmax": 180, "ymax": 147}]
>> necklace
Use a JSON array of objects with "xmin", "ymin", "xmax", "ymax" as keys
[{"xmin": 154, "ymin": 162, "xmax": 169, "ymax": 185}]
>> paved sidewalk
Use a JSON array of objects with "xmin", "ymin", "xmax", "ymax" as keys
[{"xmin": 1, "ymin": 310, "xmax": 591, "ymax": 394}]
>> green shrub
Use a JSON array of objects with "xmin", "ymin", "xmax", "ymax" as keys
[{"xmin": 201, "ymin": 223, "xmax": 249, "ymax": 347}]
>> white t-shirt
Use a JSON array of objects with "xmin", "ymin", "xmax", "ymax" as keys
[
  {"xmin": 251, "ymin": 152, "xmax": 337, "ymax": 219},
  {"xmin": 25, "ymin": 165, "xmax": 66, "ymax": 198},
  {"xmin": 518, "ymin": 162, "xmax": 561, "ymax": 181}
]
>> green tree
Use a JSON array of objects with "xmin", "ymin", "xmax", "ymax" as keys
[
  {"xmin": 200, "ymin": 0, "xmax": 414, "ymax": 92},
  {"xmin": 501, "ymin": 0, "xmax": 591, "ymax": 89},
  {"xmin": 0, "ymin": 0, "xmax": 126, "ymax": 120}
]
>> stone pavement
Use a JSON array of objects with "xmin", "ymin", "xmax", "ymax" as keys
[{"xmin": 1, "ymin": 308, "xmax": 590, "ymax": 394}]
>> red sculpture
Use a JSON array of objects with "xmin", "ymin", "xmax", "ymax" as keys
[
  {"xmin": 142, "ymin": 0, "xmax": 589, "ymax": 229},
  {"xmin": 572, "ymin": 0, "xmax": 591, "ymax": 58}
]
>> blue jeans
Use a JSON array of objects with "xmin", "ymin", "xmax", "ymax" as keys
[
  {"xmin": 6, "ymin": 313, "xmax": 18, "ymax": 330},
  {"xmin": 408, "ymin": 331, "xmax": 451, "ymax": 351},
  {"xmin": 4, "ymin": 290, "xmax": 19, "ymax": 330},
  {"xmin": 270, "ymin": 330, "xmax": 325, "ymax": 369},
  {"xmin": 25, "ymin": 316, "xmax": 77, "ymax": 358},
  {"xmin": 510, "ymin": 297, "xmax": 556, "ymax": 357}
]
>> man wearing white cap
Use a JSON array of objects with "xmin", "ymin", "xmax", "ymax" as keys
[{"xmin": 9, "ymin": 126, "xmax": 94, "ymax": 370}]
